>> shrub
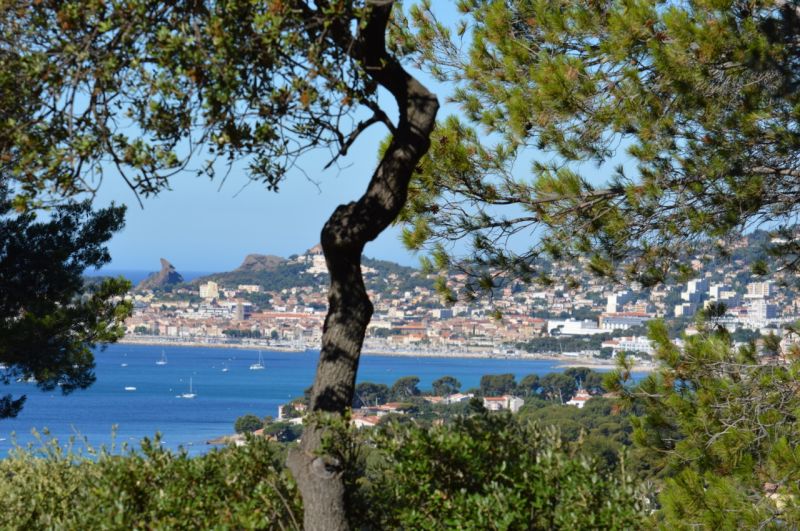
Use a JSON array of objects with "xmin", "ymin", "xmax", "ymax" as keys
[
  {"xmin": 355, "ymin": 413, "xmax": 648, "ymax": 529},
  {"xmin": 234, "ymin": 414, "xmax": 264, "ymax": 434},
  {"xmin": 0, "ymin": 433, "xmax": 301, "ymax": 529}
]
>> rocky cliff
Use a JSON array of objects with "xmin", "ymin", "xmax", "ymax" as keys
[
  {"xmin": 135, "ymin": 258, "xmax": 184, "ymax": 291},
  {"xmin": 235, "ymin": 254, "xmax": 286, "ymax": 272}
]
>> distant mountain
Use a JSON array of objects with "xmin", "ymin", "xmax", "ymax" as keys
[
  {"xmin": 187, "ymin": 247, "xmax": 432, "ymax": 293},
  {"xmin": 135, "ymin": 258, "xmax": 184, "ymax": 291},
  {"xmin": 192, "ymin": 250, "xmax": 309, "ymax": 291}
]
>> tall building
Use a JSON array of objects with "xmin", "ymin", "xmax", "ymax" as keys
[
  {"xmin": 748, "ymin": 299, "xmax": 777, "ymax": 321},
  {"xmin": 681, "ymin": 278, "xmax": 709, "ymax": 303},
  {"xmin": 606, "ymin": 291, "xmax": 635, "ymax": 313},
  {"xmin": 199, "ymin": 281, "xmax": 219, "ymax": 300},
  {"xmin": 745, "ymin": 281, "xmax": 772, "ymax": 299}
]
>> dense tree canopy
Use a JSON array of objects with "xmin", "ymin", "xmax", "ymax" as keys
[
  {"xmin": 401, "ymin": 0, "xmax": 800, "ymax": 296},
  {"xmin": 479, "ymin": 372, "xmax": 516, "ymax": 396},
  {"xmin": 607, "ymin": 317, "xmax": 800, "ymax": 527},
  {"xmin": 353, "ymin": 381, "xmax": 390, "ymax": 408},
  {"xmin": 390, "ymin": 375, "xmax": 421, "ymax": 400},
  {"xmin": 0, "ymin": 187, "xmax": 130, "ymax": 418},
  {"xmin": 1, "ymin": 0, "xmax": 396, "ymax": 208},
  {"xmin": 431, "ymin": 374, "xmax": 461, "ymax": 395}
]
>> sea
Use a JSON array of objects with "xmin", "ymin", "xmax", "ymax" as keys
[{"xmin": 0, "ymin": 344, "xmax": 616, "ymax": 457}]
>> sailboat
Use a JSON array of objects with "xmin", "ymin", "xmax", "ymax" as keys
[
  {"xmin": 156, "ymin": 350, "xmax": 167, "ymax": 366},
  {"xmin": 221, "ymin": 363, "xmax": 229, "ymax": 373},
  {"xmin": 249, "ymin": 351, "xmax": 265, "ymax": 371},
  {"xmin": 179, "ymin": 378, "xmax": 196, "ymax": 399}
]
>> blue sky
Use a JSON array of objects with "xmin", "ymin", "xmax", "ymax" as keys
[{"xmin": 94, "ymin": 125, "xmax": 410, "ymax": 272}]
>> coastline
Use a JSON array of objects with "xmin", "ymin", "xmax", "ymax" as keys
[{"xmin": 117, "ymin": 336, "xmax": 655, "ymax": 372}]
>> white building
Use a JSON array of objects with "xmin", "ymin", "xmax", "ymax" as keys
[
  {"xmin": 606, "ymin": 291, "xmax": 635, "ymax": 313},
  {"xmin": 443, "ymin": 393, "xmax": 474, "ymax": 405},
  {"xmin": 547, "ymin": 319, "xmax": 605, "ymax": 336},
  {"xmin": 745, "ymin": 281, "xmax": 773, "ymax": 299},
  {"xmin": 681, "ymin": 278, "xmax": 709, "ymax": 303},
  {"xmin": 566, "ymin": 388, "xmax": 592, "ymax": 409},
  {"xmin": 601, "ymin": 336, "xmax": 654, "ymax": 356},
  {"xmin": 599, "ymin": 313, "xmax": 651, "ymax": 330},
  {"xmin": 748, "ymin": 299, "xmax": 778, "ymax": 321},
  {"xmin": 238, "ymin": 284, "xmax": 261, "ymax": 293},
  {"xmin": 199, "ymin": 281, "xmax": 219, "ymax": 300},
  {"xmin": 482, "ymin": 395, "xmax": 524, "ymax": 413}
]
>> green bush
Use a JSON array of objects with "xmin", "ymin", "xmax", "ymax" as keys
[
  {"xmin": 355, "ymin": 413, "xmax": 648, "ymax": 529},
  {"xmin": 1, "ymin": 413, "xmax": 651, "ymax": 529},
  {"xmin": 234, "ymin": 413, "xmax": 265, "ymax": 434},
  {"xmin": 0, "ymin": 433, "xmax": 301, "ymax": 529},
  {"xmin": 263, "ymin": 421, "xmax": 303, "ymax": 442}
]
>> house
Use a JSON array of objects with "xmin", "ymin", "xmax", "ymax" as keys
[
  {"xmin": 423, "ymin": 396, "xmax": 445, "ymax": 404},
  {"xmin": 443, "ymin": 393, "xmax": 474, "ymax": 404},
  {"xmin": 352, "ymin": 414, "xmax": 381, "ymax": 428},
  {"xmin": 566, "ymin": 388, "xmax": 592, "ymax": 408},
  {"xmin": 482, "ymin": 395, "xmax": 524, "ymax": 413}
]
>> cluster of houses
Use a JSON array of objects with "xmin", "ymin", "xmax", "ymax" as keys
[
  {"xmin": 271, "ymin": 390, "xmax": 586, "ymax": 431},
  {"xmin": 129, "ymin": 235, "xmax": 800, "ymax": 361}
]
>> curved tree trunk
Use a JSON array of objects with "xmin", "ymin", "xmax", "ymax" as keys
[{"xmin": 287, "ymin": 2, "xmax": 439, "ymax": 529}]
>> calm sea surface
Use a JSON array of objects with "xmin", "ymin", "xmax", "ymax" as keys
[{"xmin": 0, "ymin": 344, "xmax": 608, "ymax": 457}]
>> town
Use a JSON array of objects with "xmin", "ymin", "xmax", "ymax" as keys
[{"xmin": 122, "ymin": 231, "xmax": 799, "ymax": 365}]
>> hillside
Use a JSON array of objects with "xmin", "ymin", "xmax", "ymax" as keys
[{"xmin": 187, "ymin": 249, "xmax": 432, "ymax": 293}]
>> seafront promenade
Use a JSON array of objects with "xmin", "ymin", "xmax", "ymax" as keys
[{"xmin": 117, "ymin": 335, "xmax": 655, "ymax": 371}]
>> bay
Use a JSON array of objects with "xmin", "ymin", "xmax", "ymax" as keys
[{"xmin": 0, "ymin": 344, "xmax": 609, "ymax": 457}]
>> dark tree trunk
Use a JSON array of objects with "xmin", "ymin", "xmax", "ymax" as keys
[{"xmin": 286, "ymin": 2, "xmax": 438, "ymax": 529}]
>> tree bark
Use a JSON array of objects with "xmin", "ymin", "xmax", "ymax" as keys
[{"xmin": 286, "ymin": 2, "xmax": 439, "ymax": 529}]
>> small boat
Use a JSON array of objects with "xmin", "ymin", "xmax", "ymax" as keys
[
  {"xmin": 121, "ymin": 363, "xmax": 128, "ymax": 367},
  {"xmin": 249, "ymin": 351, "xmax": 265, "ymax": 371},
  {"xmin": 178, "ymin": 378, "xmax": 196, "ymax": 399},
  {"xmin": 0, "ymin": 363, "xmax": 7, "ymax": 370},
  {"xmin": 124, "ymin": 386, "xmax": 137, "ymax": 392},
  {"xmin": 221, "ymin": 363, "xmax": 229, "ymax": 373},
  {"xmin": 156, "ymin": 350, "xmax": 168, "ymax": 366}
]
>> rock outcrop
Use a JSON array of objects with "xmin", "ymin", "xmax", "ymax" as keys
[
  {"xmin": 136, "ymin": 258, "xmax": 184, "ymax": 291},
  {"xmin": 235, "ymin": 254, "xmax": 286, "ymax": 272}
]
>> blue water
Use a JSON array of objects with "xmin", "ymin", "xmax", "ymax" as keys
[{"xmin": 0, "ymin": 344, "xmax": 605, "ymax": 456}]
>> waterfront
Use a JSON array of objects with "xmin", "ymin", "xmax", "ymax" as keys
[{"xmin": 0, "ymin": 344, "xmax": 624, "ymax": 457}]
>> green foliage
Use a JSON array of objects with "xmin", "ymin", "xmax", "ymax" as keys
[
  {"xmin": 540, "ymin": 373, "xmax": 578, "ymax": 403},
  {"xmin": 563, "ymin": 367, "xmax": 606, "ymax": 394},
  {"xmin": 263, "ymin": 422, "xmax": 303, "ymax": 443},
  {"xmin": 515, "ymin": 373, "xmax": 540, "ymax": 397},
  {"xmin": 609, "ymin": 318, "xmax": 800, "ymax": 526},
  {"xmin": 478, "ymin": 373, "xmax": 516, "ymax": 396},
  {"xmin": 390, "ymin": 376, "xmax": 421, "ymax": 400},
  {"xmin": 518, "ymin": 398, "xmax": 659, "ymax": 478},
  {"xmin": 430, "ymin": 375, "xmax": 461, "ymax": 396},
  {"xmin": 0, "ymin": 434, "xmax": 301, "ymax": 529},
  {"xmin": 234, "ymin": 414, "xmax": 264, "ymax": 434},
  {"xmin": 0, "ymin": 187, "xmax": 131, "ymax": 418},
  {"xmin": 1, "ymin": 1, "xmax": 391, "ymax": 209},
  {"xmin": 359, "ymin": 413, "xmax": 647, "ymax": 529},
  {"xmin": 402, "ymin": 0, "xmax": 800, "ymax": 293},
  {"xmin": 353, "ymin": 382, "xmax": 390, "ymax": 408}
]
